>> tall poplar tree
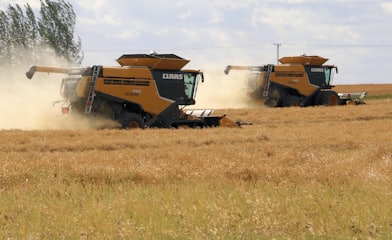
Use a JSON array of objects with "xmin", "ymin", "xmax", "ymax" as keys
[
  {"xmin": 39, "ymin": 0, "xmax": 83, "ymax": 64},
  {"xmin": 0, "ymin": 10, "xmax": 10, "ymax": 65},
  {"xmin": 0, "ymin": 0, "xmax": 83, "ymax": 66}
]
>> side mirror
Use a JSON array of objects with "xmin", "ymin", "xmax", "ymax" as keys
[{"xmin": 198, "ymin": 73, "xmax": 204, "ymax": 83}]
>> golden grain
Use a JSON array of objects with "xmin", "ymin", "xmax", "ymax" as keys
[{"xmin": 1, "ymin": 99, "xmax": 392, "ymax": 238}]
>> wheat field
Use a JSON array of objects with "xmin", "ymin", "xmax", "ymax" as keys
[
  {"xmin": 1, "ymin": 97, "xmax": 392, "ymax": 239},
  {"xmin": 333, "ymin": 84, "xmax": 392, "ymax": 96}
]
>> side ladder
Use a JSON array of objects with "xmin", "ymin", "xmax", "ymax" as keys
[
  {"xmin": 263, "ymin": 64, "xmax": 273, "ymax": 97},
  {"xmin": 84, "ymin": 65, "xmax": 101, "ymax": 113}
]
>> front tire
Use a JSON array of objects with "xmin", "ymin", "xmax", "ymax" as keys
[
  {"xmin": 320, "ymin": 91, "xmax": 339, "ymax": 106},
  {"xmin": 119, "ymin": 112, "xmax": 144, "ymax": 129},
  {"xmin": 266, "ymin": 85, "xmax": 286, "ymax": 107},
  {"xmin": 283, "ymin": 95, "xmax": 300, "ymax": 107}
]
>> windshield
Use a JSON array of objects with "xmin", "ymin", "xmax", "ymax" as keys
[
  {"xmin": 184, "ymin": 72, "xmax": 199, "ymax": 100},
  {"xmin": 324, "ymin": 68, "xmax": 331, "ymax": 85},
  {"xmin": 324, "ymin": 67, "xmax": 337, "ymax": 85}
]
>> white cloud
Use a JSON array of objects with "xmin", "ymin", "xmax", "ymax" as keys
[
  {"xmin": 209, "ymin": 0, "xmax": 258, "ymax": 9},
  {"xmin": 208, "ymin": 9, "xmax": 224, "ymax": 24},
  {"xmin": 250, "ymin": 4, "xmax": 362, "ymax": 44},
  {"xmin": 1, "ymin": 0, "xmax": 391, "ymax": 83},
  {"xmin": 180, "ymin": 27, "xmax": 201, "ymax": 43},
  {"xmin": 381, "ymin": 2, "xmax": 392, "ymax": 14},
  {"xmin": 101, "ymin": 12, "xmax": 121, "ymax": 26},
  {"xmin": 251, "ymin": 7, "xmax": 306, "ymax": 30},
  {"xmin": 75, "ymin": 0, "xmax": 107, "ymax": 12},
  {"xmin": 117, "ymin": 29, "xmax": 141, "ymax": 41},
  {"xmin": 151, "ymin": 27, "xmax": 170, "ymax": 38},
  {"xmin": 206, "ymin": 28, "xmax": 232, "ymax": 45},
  {"xmin": 179, "ymin": 10, "xmax": 192, "ymax": 20},
  {"xmin": 0, "ymin": 0, "xmax": 40, "ymax": 10},
  {"xmin": 74, "ymin": 1, "xmax": 121, "ymax": 27}
]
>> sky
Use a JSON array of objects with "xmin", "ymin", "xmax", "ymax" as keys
[{"xmin": 1, "ymin": 0, "xmax": 392, "ymax": 84}]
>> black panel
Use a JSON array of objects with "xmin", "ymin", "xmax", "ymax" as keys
[
  {"xmin": 304, "ymin": 66, "xmax": 327, "ymax": 87},
  {"xmin": 151, "ymin": 70, "xmax": 187, "ymax": 103}
]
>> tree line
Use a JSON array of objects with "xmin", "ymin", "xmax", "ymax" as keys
[{"xmin": 0, "ymin": 0, "xmax": 83, "ymax": 66}]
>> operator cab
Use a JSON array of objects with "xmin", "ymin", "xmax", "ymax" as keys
[
  {"xmin": 183, "ymin": 71, "xmax": 204, "ymax": 105},
  {"xmin": 152, "ymin": 70, "xmax": 204, "ymax": 106},
  {"xmin": 305, "ymin": 66, "xmax": 338, "ymax": 88},
  {"xmin": 60, "ymin": 76, "xmax": 81, "ymax": 102}
]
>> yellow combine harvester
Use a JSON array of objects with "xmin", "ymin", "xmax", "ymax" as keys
[
  {"xmin": 225, "ymin": 55, "xmax": 366, "ymax": 107},
  {"xmin": 26, "ymin": 53, "xmax": 241, "ymax": 128}
]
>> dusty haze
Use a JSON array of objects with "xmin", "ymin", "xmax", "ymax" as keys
[
  {"xmin": 0, "ymin": 48, "xmax": 64, "ymax": 130},
  {"xmin": 0, "ymin": 48, "xmax": 119, "ymax": 130},
  {"xmin": 192, "ymin": 69, "xmax": 263, "ymax": 109},
  {"xmin": 0, "ymin": 50, "xmax": 258, "ymax": 130}
]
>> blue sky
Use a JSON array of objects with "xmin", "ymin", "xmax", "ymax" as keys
[{"xmin": 1, "ymin": 0, "xmax": 392, "ymax": 84}]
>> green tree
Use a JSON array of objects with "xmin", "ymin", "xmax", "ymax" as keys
[
  {"xmin": 25, "ymin": 4, "xmax": 39, "ymax": 49},
  {"xmin": 39, "ymin": 0, "xmax": 83, "ymax": 64},
  {"xmin": 0, "ymin": 1, "xmax": 83, "ymax": 66},
  {"xmin": 8, "ymin": 4, "xmax": 27, "ymax": 48},
  {"xmin": 24, "ymin": 4, "xmax": 40, "ymax": 62},
  {"xmin": 7, "ymin": 4, "xmax": 34, "ymax": 64},
  {"xmin": 0, "ymin": 10, "xmax": 10, "ymax": 65}
]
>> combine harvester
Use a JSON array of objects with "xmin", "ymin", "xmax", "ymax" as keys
[
  {"xmin": 26, "ymin": 53, "xmax": 241, "ymax": 128},
  {"xmin": 224, "ymin": 55, "xmax": 366, "ymax": 107}
]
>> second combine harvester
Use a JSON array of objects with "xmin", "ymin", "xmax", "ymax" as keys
[
  {"xmin": 224, "ymin": 55, "xmax": 366, "ymax": 107},
  {"xmin": 26, "ymin": 53, "xmax": 240, "ymax": 128}
]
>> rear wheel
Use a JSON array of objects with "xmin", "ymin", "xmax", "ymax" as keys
[
  {"xmin": 313, "ymin": 92, "xmax": 323, "ymax": 105},
  {"xmin": 119, "ymin": 112, "xmax": 144, "ymax": 129},
  {"xmin": 283, "ymin": 95, "xmax": 300, "ymax": 107},
  {"xmin": 266, "ymin": 85, "xmax": 285, "ymax": 107},
  {"xmin": 320, "ymin": 91, "xmax": 339, "ymax": 106}
]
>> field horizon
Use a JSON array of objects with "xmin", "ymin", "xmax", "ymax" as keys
[{"xmin": 333, "ymin": 83, "xmax": 392, "ymax": 96}]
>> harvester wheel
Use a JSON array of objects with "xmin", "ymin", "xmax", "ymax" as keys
[
  {"xmin": 313, "ymin": 92, "xmax": 323, "ymax": 105},
  {"xmin": 320, "ymin": 91, "xmax": 339, "ymax": 106},
  {"xmin": 267, "ymin": 86, "xmax": 284, "ymax": 107},
  {"xmin": 283, "ymin": 95, "xmax": 300, "ymax": 107},
  {"xmin": 119, "ymin": 112, "xmax": 144, "ymax": 129}
]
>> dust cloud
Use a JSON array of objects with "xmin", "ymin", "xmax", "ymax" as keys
[
  {"xmin": 192, "ymin": 68, "xmax": 264, "ymax": 109},
  {"xmin": 0, "ymin": 48, "xmax": 118, "ymax": 130},
  {"xmin": 0, "ymin": 49, "xmax": 262, "ymax": 130}
]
